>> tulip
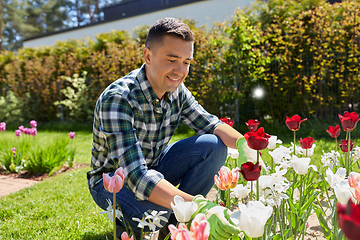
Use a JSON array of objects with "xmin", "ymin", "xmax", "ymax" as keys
[
  {"xmin": 69, "ymin": 131, "xmax": 75, "ymax": 139},
  {"xmin": 220, "ymin": 117, "xmax": 234, "ymax": 127},
  {"xmin": 337, "ymin": 199, "xmax": 360, "ymax": 240},
  {"xmin": 291, "ymin": 156, "xmax": 317, "ymax": 175},
  {"xmin": 230, "ymin": 201, "xmax": 273, "ymax": 238},
  {"xmin": 348, "ymin": 172, "xmax": 360, "ymax": 202},
  {"xmin": 24, "ymin": 128, "xmax": 30, "ymax": 135},
  {"xmin": 340, "ymin": 139, "xmax": 355, "ymax": 153},
  {"xmin": 240, "ymin": 161, "xmax": 261, "ymax": 181},
  {"xmin": 325, "ymin": 168, "xmax": 346, "ymax": 188},
  {"xmin": 244, "ymin": 127, "xmax": 271, "ymax": 151},
  {"xmin": 327, "ymin": 125, "xmax": 341, "ymax": 138},
  {"xmin": 30, "ymin": 128, "xmax": 37, "ymax": 136},
  {"xmin": 11, "ymin": 147, "xmax": 16, "ymax": 156},
  {"xmin": 169, "ymin": 223, "xmax": 194, "ymax": 240},
  {"xmin": 338, "ymin": 111, "xmax": 360, "ymax": 132},
  {"xmin": 171, "ymin": 195, "xmax": 198, "ymax": 223},
  {"xmin": 214, "ymin": 166, "xmax": 239, "ymax": 190},
  {"xmin": 121, "ymin": 231, "xmax": 134, "ymax": 240},
  {"xmin": 190, "ymin": 213, "xmax": 210, "ymax": 240},
  {"xmin": 267, "ymin": 135, "xmax": 282, "ymax": 150},
  {"xmin": 103, "ymin": 167, "xmax": 125, "ymax": 193},
  {"xmin": 299, "ymin": 137, "xmax": 316, "ymax": 149},
  {"xmin": 30, "ymin": 120, "xmax": 37, "ymax": 128},
  {"xmin": 15, "ymin": 129, "xmax": 21, "ymax": 137},
  {"xmin": 231, "ymin": 184, "xmax": 250, "ymax": 200},
  {"xmin": 18, "ymin": 125, "xmax": 24, "ymax": 132},
  {"xmin": 334, "ymin": 180, "xmax": 354, "ymax": 204},
  {"xmin": 285, "ymin": 115, "xmax": 307, "ymax": 131},
  {"xmin": 245, "ymin": 119, "xmax": 260, "ymax": 132},
  {"xmin": 0, "ymin": 122, "xmax": 6, "ymax": 132},
  {"xmin": 268, "ymin": 145, "xmax": 292, "ymax": 164},
  {"xmin": 227, "ymin": 147, "xmax": 239, "ymax": 159}
]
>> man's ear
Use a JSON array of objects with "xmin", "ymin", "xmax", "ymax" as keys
[{"xmin": 144, "ymin": 47, "xmax": 151, "ymax": 65}]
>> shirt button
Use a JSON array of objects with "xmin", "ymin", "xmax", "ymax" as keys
[
  {"xmin": 155, "ymin": 108, "xmax": 161, "ymax": 113},
  {"xmin": 155, "ymin": 99, "xmax": 160, "ymax": 103}
]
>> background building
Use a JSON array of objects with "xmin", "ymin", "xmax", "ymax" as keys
[{"xmin": 23, "ymin": 0, "xmax": 253, "ymax": 48}]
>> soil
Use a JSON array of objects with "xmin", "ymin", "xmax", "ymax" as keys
[{"xmin": 0, "ymin": 163, "xmax": 89, "ymax": 181}]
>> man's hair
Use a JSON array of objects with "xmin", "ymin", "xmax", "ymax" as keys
[{"xmin": 145, "ymin": 17, "xmax": 194, "ymax": 49}]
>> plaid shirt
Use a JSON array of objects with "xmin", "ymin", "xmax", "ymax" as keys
[{"xmin": 88, "ymin": 64, "xmax": 223, "ymax": 201}]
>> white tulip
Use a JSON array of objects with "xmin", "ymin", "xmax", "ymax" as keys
[
  {"xmin": 227, "ymin": 147, "xmax": 239, "ymax": 159},
  {"xmin": 230, "ymin": 201, "xmax": 273, "ymax": 238},
  {"xmin": 231, "ymin": 184, "xmax": 250, "ymax": 199},
  {"xmin": 334, "ymin": 180, "xmax": 354, "ymax": 204},
  {"xmin": 301, "ymin": 144, "xmax": 316, "ymax": 157},
  {"xmin": 258, "ymin": 175, "xmax": 274, "ymax": 190},
  {"xmin": 269, "ymin": 145, "xmax": 292, "ymax": 164},
  {"xmin": 171, "ymin": 195, "xmax": 198, "ymax": 223},
  {"xmin": 325, "ymin": 167, "xmax": 346, "ymax": 188},
  {"xmin": 291, "ymin": 156, "xmax": 317, "ymax": 175},
  {"xmin": 267, "ymin": 135, "xmax": 282, "ymax": 150}
]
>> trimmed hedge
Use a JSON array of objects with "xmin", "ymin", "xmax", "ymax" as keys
[{"xmin": 0, "ymin": 0, "xmax": 359, "ymax": 130}]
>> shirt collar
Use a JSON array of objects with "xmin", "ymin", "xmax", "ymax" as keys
[{"xmin": 137, "ymin": 64, "xmax": 172, "ymax": 105}]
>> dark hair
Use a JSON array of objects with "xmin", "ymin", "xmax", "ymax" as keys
[{"xmin": 145, "ymin": 17, "xmax": 194, "ymax": 49}]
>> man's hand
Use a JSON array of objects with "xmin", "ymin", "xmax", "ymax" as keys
[{"xmin": 192, "ymin": 195, "xmax": 240, "ymax": 240}]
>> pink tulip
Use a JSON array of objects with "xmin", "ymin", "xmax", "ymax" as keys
[
  {"xmin": 69, "ymin": 131, "xmax": 75, "ymax": 139},
  {"xmin": 349, "ymin": 172, "xmax": 360, "ymax": 202},
  {"xmin": 214, "ymin": 166, "xmax": 239, "ymax": 190},
  {"xmin": 190, "ymin": 213, "xmax": 210, "ymax": 240},
  {"xmin": 15, "ymin": 129, "xmax": 21, "ymax": 137},
  {"xmin": 12, "ymin": 148, "xmax": 16, "ymax": 156},
  {"xmin": 103, "ymin": 167, "xmax": 125, "ymax": 193},
  {"xmin": 120, "ymin": 231, "xmax": 134, "ymax": 240},
  {"xmin": 169, "ymin": 223, "xmax": 194, "ymax": 240},
  {"xmin": 30, "ymin": 120, "xmax": 37, "ymax": 128},
  {"xmin": 30, "ymin": 128, "xmax": 37, "ymax": 136},
  {"xmin": 24, "ymin": 128, "xmax": 30, "ymax": 135},
  {"xmin": 18, "ymin": 125, "xmax": 25, "ymax": 132},
  {"xmin": 0, "ymin": 122, "xmax": 6, "ymax": 132}
]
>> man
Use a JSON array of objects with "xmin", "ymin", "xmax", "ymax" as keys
[{"xmin": 88, "ymin": 17, "xmax": 244, "ymax": 239}]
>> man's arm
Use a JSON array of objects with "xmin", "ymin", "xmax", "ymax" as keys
[
  {"xmin": 148, "ymin": 179, "xmax": 193, "ymax": 209},
  {"xmin": 213, "ymin": 123, "xmax": 243, "ymax": 149}
]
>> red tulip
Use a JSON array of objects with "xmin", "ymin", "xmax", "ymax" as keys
[
  {"xmin": 299, "ymin": 137, "xmax": 316, "ymax": 149},
  {"xmin": 245, "ymin": 119, "xmax": 260, "ymax": 132},
  {"xmin": 285, "ymin": 115, "xmax": 307, "ymax": 131},
  {"xmin": 220, "ymin": 117, "xmax": 234, "ymax": 127},
  {"xmin": 240, "ymin": 161, "xmax": 261, "ymax": 181},
  {"xmin": 326, "ymin": 125, "xmax": 341, "ymax": 138},
  {"xmin": 244, "ymin": 127, "xmax": 271, "ymax": 151},
  {"xmin": 337, "ymin": 199, "xmax": 360, "ymax": 240},
  {"xmin": 340, "ymin": 139, "xmax": 355, "ymax": 153},
  {"xmin": 338, "ymin": 111, "xmax": 360, "ymax": 132},
  {"xmin": 103, "ymin": 167, "xmax": 125, "ymax": 193}
]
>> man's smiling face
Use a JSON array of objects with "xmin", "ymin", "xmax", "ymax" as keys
[{"xmin": 144, "ymin": 35, "xmax": 194, "ymax": 99}]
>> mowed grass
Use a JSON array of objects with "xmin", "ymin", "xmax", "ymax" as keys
[{"xmin": 0, "ymin": 128, "xmax": 358, "ymax": 239}]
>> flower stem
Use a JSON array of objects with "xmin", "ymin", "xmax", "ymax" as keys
[
  {"xmin": 226, "ymin": 189, "xmax": 231, "ymax": 209},
  {"xmin": 256, "ymin": 150, "xmax": 260, "ymax": 201},
  {"xmin": 113, "ymin": 192, "xmax": 116, "ymax": 240},
  {"xmin": 293, "ymin": 131, "xmax": 296, "ymax": 155},
  {"xmin": 347, "ymin": 131, "xmax": 351, "ymax": 176}
]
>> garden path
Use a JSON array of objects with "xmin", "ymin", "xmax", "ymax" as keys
[{"xmin": 0, "ymin": 175, "xmax": 36, "ymax": 197}]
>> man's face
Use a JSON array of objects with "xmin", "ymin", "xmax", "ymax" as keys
[{"xmin": 144, "ymin": 35, "xmax": 194, "ymax": 99}]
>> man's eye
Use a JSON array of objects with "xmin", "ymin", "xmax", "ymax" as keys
[{"xmin": 168, "ymin": 59, "xmax": 175, "ymax": 63}]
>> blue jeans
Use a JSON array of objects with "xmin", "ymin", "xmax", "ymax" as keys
[{"xmin": 88, "ymin": 134, "xmax": 227, "ymax": 238}]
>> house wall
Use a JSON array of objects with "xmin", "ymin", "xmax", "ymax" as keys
[{"xmin": 23, "ymin": 0, "xmax": 253, "ymax": 48}]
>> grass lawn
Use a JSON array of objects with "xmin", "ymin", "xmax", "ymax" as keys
[{"xmin": 0, "ymin": 128, "xmax": 358, "ymax": 239}]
